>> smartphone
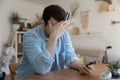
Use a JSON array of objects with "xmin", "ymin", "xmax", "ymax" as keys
[
  {"xmin": 86, "ymin": 61, "xmax": 96, "ymax": 67},
  {"xmin": 64, "ymin": 12, "xmax": 70, "ymax": 20}
]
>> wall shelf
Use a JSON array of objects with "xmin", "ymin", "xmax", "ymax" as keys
[
  {"xmin": 111, "ymin": 21, "xmax": 120, "ymax": 24},
  {"xmin": 96, "ymin": 0, "xmax": 112, "ymax": 4}
]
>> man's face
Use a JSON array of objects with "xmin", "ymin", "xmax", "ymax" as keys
[{"xmin": 44, "ymin": 17, "xmax": 59, "ymax": 37}]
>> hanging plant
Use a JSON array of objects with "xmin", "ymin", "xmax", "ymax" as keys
[
  {"xmin": 11, "ymin": 12, "xmax": 19, "ymax": 24},
  {"xmin": 71, "ymin": 1, "xmax": 80, "ymax": 18},
  {"xmin": 10, "ymin": 12, "xmax": 27, "ymax": 24}
]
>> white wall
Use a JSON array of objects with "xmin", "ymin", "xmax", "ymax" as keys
[
  {"xmin": 0, "ymin": 0, "xmax": 44, "ymax": 57},
  {"xmin": 0, "ymin": 0, "xmax": 44, "ymax": 74},
  {"xmin": 1, "ymin": 0, "xmax": 120, "ymax": 62},
  {"xmin": 79, "ymin": 0, "xmax": 120, "ymax": 62}
]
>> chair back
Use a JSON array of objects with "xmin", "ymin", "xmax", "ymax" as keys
[{"xmin": 9, "ymin": 63, "xmax": 20, "ymax": 80}]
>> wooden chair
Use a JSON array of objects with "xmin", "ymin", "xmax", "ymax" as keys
[{"xmin": 9, "ymin": 63, "xmax": 20, "ymax": 80}]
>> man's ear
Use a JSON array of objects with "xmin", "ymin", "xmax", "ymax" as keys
[{"xmin": 48, "ymin": 20, "xmax": 52, "ymax": 29}]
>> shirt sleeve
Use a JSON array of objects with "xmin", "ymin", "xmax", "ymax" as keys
[
  {"xmin": 63, "ymin": 32, "xmax": 79, "ymax": 67},
  {"xmin": 23, "ymin": 32, "xmax": 54, "ymax": 74}
]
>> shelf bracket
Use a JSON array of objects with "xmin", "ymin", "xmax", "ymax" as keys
[
  {"xmin": 111, "ymin": 21, "xmax": 120, "ymax": 25},
  {"xmin": 96, "ymin": 0, "xmax": 112, "ymax": 4}
]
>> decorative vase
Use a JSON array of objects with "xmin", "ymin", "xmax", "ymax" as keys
[{"xmin": 111, "ymin": 69, "xmax": 120, "ymax": 79}]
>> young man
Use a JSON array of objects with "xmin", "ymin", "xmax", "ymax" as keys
[{"xmin": 15, "ymin": 5, "xmax": 92, "ymax": 79}]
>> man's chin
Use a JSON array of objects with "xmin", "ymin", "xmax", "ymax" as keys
[
  {"xmin": 44, "ymin": 30, "xmax": 50, "ymax": 38},
  {"xmin": 47, "ymin": 35, "xmax": 50, "ymax": 38}
]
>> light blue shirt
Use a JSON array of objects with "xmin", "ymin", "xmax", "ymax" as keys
[{"xmin": 15, "ymin": 26, "xmax": 79, "ymax": 79}]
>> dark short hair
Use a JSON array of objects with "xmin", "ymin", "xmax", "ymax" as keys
[{"xmin": 42, "ymin": 5, "xmax": 65, "ymax": 26}]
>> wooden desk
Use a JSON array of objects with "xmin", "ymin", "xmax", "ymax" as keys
[{"xmin": 17, "ymin": 63, "xmax": 108, "ymax": 80}]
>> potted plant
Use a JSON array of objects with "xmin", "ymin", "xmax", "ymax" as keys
[
  {"xmin": 10, "ymin": 12, "xmax": 27, "ymax": 32},
  {"xmin": 108, "ymin": 59, "xmax": 120, "ymax": 78}
]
